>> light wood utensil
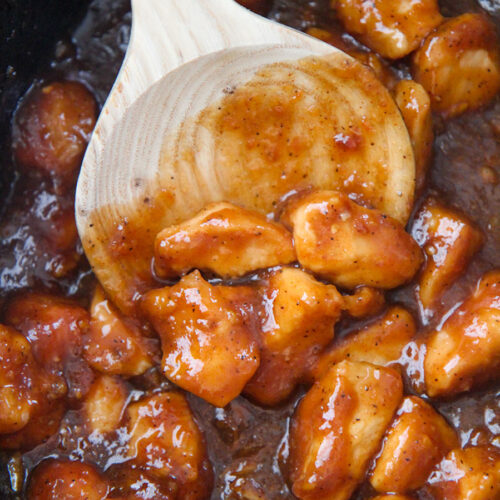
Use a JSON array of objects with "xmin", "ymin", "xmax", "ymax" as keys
[{"xmin": 75, "ymin": 0, "xmax": 415, "ymax": 314}]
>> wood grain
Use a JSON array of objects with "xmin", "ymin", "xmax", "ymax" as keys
[{"xmin": 75, "ymin": 0, "xmax": 415, "ymax": 314}]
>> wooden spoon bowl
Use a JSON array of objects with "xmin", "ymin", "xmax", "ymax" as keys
[{"xmin": 75, "ymin": 0, "xmax": 415, "ymax": 314}]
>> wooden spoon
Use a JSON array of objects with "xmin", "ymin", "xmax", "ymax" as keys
[{"xmin": 75, "ymin": 0, "xmax": 415, "ymax": 315}]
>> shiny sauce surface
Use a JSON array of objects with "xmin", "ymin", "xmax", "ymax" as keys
[
  {"xmin": 84, "ymin": 51, "xmax": 413, "ymax": 315},
  {"xmin": 0, "ymin": 0, "xmax": 499, "ymax": 499}
]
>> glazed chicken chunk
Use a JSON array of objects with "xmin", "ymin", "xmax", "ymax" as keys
[
  {"xmin": 281, "ymin": 190, "xmax": 423, "ymax": 289},
  {"xmin": 82, "ymin": 375, "xmax": 129, "ymax": 434},
  {"xmin": 424, "ymin": 270, "xmax": 500, "ymax": 397},
  {"xmin": 336, "ymin": 0, "xmax": 443, "ymax": 59},
  {"xmin": 0, "ymin": 325, "xmax": 51, "ymax": 435},
  {"xmin": 0, "ymin": 397, "xmax": 65, "ymax": 451},
  {"xmin": 12, "ymin": 81, "xmax": 97, "ymax": 181},
  {"xmin": 27, "ymin": 459, "xmax": 110, "ymax": 500},
  {"xmin": 370, "ymin": 396, "xmax": 459, "ymax": 493},
  {"xmin": 310, "ymin": 306, "xmax": 416, "ymax": 381},
  {"xmin": 154, "ymin": 202, "xmax": 296, "ymax": 279},
  {"xmin": 3, "ymin": 0, "xmax": 500, "ymax": 497},
  {"xmin": 412, "ymin": 13, "xmax": 500, "ymax": 117},
  {"xmin": 142, "ymin": 270, "xmax": 260, "ymax": 407},
  {"xmin": 426, "ymin": 446, "xmax": 500, "ymax": 500},
  {"xmin": 4, "ymin": 293, "xmax": 92, "ymax": 401},
  {"xmin": 393, "ymin": 80, "xmax": 434, "ymax": 193},
  {"xmin": 1, "ymin": 294, "xmax": 97, "ymax": 450},
  {"xmin": 85, "ymin": 284, "xmax": 156, "ymax": 377},
  {"xmin": 125, "ymin": 392, "xmax": 212, "ymax": 499},
  {"xmin": 289, "ymin": 360, "xmax": 403, "ymax": 500},
  {"xmin": 412, "ymin": 199, "xmax": 483, "ymax": 316},
  {"xmin": 244, "ymin": 267, "xmax": 343, "ymax": 406}
]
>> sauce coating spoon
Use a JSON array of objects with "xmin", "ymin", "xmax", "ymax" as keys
[{"xmin": 76, "ymin": 0, "xmax": 414, "ymax": 314}]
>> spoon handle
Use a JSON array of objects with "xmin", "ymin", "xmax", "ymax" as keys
[{"xmin": 117, "ymin": 0, "xmax": 305, "ymax": 107}]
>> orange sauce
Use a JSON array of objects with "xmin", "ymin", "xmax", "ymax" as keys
[{"xmin": 85, "ymin": 54, "xmax": 412, "ymax": 315}]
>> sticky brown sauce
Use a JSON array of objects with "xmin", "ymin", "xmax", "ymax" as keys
[
  {"xmin": 85, "ymin": 52, "xmax": 413, "ymax": 316},
  {"xmin": 165, "ymin": 54, "xmax": 405, "ymax": 217},
  {"xmin": 0, "ymin": 0, "xmax": 499, "ymax": 499}
]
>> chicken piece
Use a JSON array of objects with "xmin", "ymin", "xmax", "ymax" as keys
[
  {"xmin": 427, "ymin": 446, "xmax": 500, "ymax": 500},
  {"xmin": 85, "ymin": 285, "xmax": 156, "ymax": 377},
  {"xmin": 412, "ymin": 14, "xmax": 500, "ymax": 118},
  {"xmin": 289, "ymin": 360, "xmax": 403, "ymax": 500},
  {"xmin": 244, "ymin": 267, "xmax": 343, "ymax": 406},
  {"xmin": 27, "ymin": 459, "xmax": 109, "ymax": 500},
  {"xmin": 126, "ymin": 392, "xmax": 212, "ymax": 499},
  {"xmin": 0, "ymin": 325, "xmax": 35, "ymax": 434},
  {"xmin": 154, "ymin": 202, "xmax": 296, "ymax": 280},
  {"xmin": 336, "ymin": 0, "xmax": 443, "ymax": 59},
  {"xmin": 4, "ymin": 293, "xmax": 89, "ymax": 371},
  {"xmin": 393, "ymin": 80, "xmax": 434, "ymax": 193},
  {"xmin": 370, "ymin": 396, "xmax": 459, "ymax": 493},
  {"xmin": 424, "ymin": 271, "xmax": 500, "ymax": 398},
  {"xmin": 0, "ymin": 398, "xmax": 66, "ymax": 451},
  {"xmin": 306, "ymin": 28, "xmax": 398, "ymax": 89},
  {"xmin": 0, "ymin": 324, "xmax": 68, "ymax": 450},
  {"xmin": 4, "ymin": 293, "xmax": 93, "ymax": 400},
  {"xmin": 142, "ymin": 271, "xmax": 260, "ymax": 407},
  {"xmin": 343, "ymin": 286, "xmax": 385, "ymax": 319},
  {"xmin": 0, "ymin": 325, "xmax": 48, "ymax": 434},
  {"xmin": 12, "ymin": 81, "xmax": 97, "ymax": 182},
  {"xmin": 310, "ymin": 306, "xmax": 416, "ymax": 381},
  {"xmin": 83, "ymin": 375, "xmax": 129, "ymax": 434},
  {"xmin": 412, "ymin": 199, "xmax": 483, "ymax": 315},
  {"xmin": 281, "ymin": 190, "xmax": 423, "ymax": 289}
]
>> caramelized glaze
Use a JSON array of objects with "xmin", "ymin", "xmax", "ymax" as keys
[{"xmin": 0, "ymin": 1, "xmax": 498, "ymax": 499}]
